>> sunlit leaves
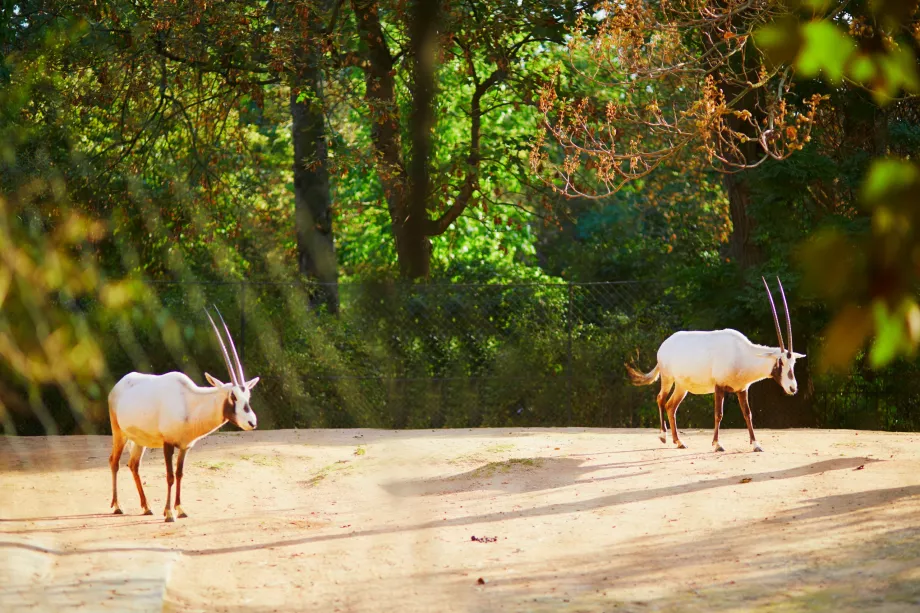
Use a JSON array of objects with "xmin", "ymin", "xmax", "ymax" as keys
[
  {"xmin": 99, "ymin": 279, "xmax": 147, "ymax": 309},
  {"xmin": 795, "ymin": 22, "xmax": 857, "ymax": 83},
  {"xmin": 804, "ymin": 158, "xmax": 920, "ymax": 370},
  {"xmin": 870, "ymin": 298, "xmax": 920, "ymax": 367},
  {"xmin": 863, "ymin": 158, "xmax": 920, "ymax": 205},
  {"xmin": 869, "ymin": 0, "xmax": 920, "ymax": 28},
  {"xmin": 537, "ymin": 0, "xmax": 826, "ymax": 199},
  {"xmin": 821, "ymin": 304, "xmax": 873, "ymax": 372},
  {"xmin": 756, "ymin": 18, "xmax": 807, "ymax": 67},
  {"xmin": 799, "ymin": 228, "xmax": 868, "ymax": 305},
  {"xmin": 757, "ymin": 16, "xmax": 920, "ymax": 104}
]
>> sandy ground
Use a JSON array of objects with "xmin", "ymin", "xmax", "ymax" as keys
[{"xmin": 1, "ymin": 428, "xmax": 920, "ymax": 612}]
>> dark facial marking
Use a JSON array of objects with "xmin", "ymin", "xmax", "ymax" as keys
[
  {"xmin": 771, "ymin": 359, "xmax": 784, "ymax": 386},
  {"xmin": 243, "ymin": 403, "xmax": 251, "ymax": 413},
  {"xmin": 223, "ymin": 394, "xmax": 236, "ymax": 424}
]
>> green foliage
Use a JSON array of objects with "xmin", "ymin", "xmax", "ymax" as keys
[
  {"xmin": 758, "ymin": 9, "xmax": 920, "ymax": 103},
  {"xmin": 5, "ymin": 0, "xmax": 920, "ymax": 435},
  {"xmin": 796, "ymin": 21, "xmax": 856, "ymax": 84}
]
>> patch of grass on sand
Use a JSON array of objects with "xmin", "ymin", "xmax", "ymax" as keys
[
  {"xmin": 194, "ymin": 460, "xmax": 234, "ymax": 471},
  {"xmin": 449, "ymin": 443, "xmax": 518, "ymax": 465},
  {"xmin": 831, "ymin": 441, "xmax": 864, "ymax": 448},
  {"xmin": 303, "ymin": 460, "xmax": 353, "ymax": 487},
  {"xmin": 470, "ymin": 457, "xmax": 543, "ymax": 478},
  {"xmin": 240, "ymin": 454, "xmax": 282, "ymax": 467},
  {"xmin": 354, "ymin": 446, "xmax": 366, "ymax": 456}
]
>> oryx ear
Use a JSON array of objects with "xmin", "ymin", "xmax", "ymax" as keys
[
  {"xmin": 245, "ymin": 376, "xmax": 260, "ymax": 390},
  {"xmin": 792, "ymin": 352, "xmax": 806, "ymax": 359},
  {"xmin": 758, "ymin": 350, "xmax": 779, "ymax": 358},
  {"xmin": 204, "ymin": 372, "xmax": 224, "ymax": 388}
]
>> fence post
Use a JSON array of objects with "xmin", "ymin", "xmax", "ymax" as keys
[
  {"xmin": 567, "ymin": 282, "xmax": 574, "ymax": 426},
  {"xmin": 240, "ymin": 281, "xmax": 246, "ymax": 364}
]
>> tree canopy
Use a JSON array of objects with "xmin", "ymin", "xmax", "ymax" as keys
[{"xmin": 4, "ymin": 0, "xmax": 920, "ymax": 433}]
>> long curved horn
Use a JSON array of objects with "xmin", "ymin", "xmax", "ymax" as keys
[
  {"xmin": 776, "ymin": 276, "xmax": 793, "ymax": 356},
  {"xmin": 214, "ymin": 305, "xmax": 245, "ymax": 386},
  {"xmin": 762, "ymin": 276, "xmax": 786, "ymax": 353},
  {"xmin": 205, "ymin": 308, "xmax": 239, "ymax": 387}
]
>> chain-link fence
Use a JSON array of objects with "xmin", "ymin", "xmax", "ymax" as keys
[
  {"xmin": 10, "ymin": 280, "xmax": 920, "ymax": 434},
  {"xmin": 162, "ymin": 280, "xmax": 680, "ymax": 430}
]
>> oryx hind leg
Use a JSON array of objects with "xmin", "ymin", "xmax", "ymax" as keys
[
  {"xmin": 109, "ymin": 428, "xmax": 127, "ymax": 515},
  {"xmin": 657, "ymin": 375, "xmax": 674, "ymax": 445},
  {"xmin": 666, "ymin": 388, "xmax": 688, "ymax": 449}
]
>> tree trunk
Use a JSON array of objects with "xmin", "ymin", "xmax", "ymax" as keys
[
  {"xmin": 402, "ymin": 0, "xmax": 441, "ymax": 280},
  {"xmin": 351, "ymin": 0, "xmax": 495, "ymax": 279},
  {"xmin": 396, "ymin": 220, "xmax": 432, "ymax": 278},
  {"xmin": 709, "ymin": 14, "xmax": 765, "ymax": 272},
  {"xmin": 290, "ymin": 53, "xmax": 338, "ymax": 312},
  {"xmin": 723, "ymin": 171, "xmax": 761, "ymax": 269}
]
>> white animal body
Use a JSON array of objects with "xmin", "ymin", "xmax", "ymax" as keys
[
  {"xmin": 108, "ymin": 309, "xmax": 259, "ymax": 522},
  {"xmin": 626, "ymin": 278, "xmax": 804, "ymax": 452}
]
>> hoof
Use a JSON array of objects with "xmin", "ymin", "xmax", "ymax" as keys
[
  {"xmin": 713, "ymin": 443, "xmax": 725, "ymax": 452},
  {"xmin": 177, "ymin": 506, "xmax": 188, "ymax": 519},
  {"xmin": 658, "ymin": 434, "xmax": 667, "ymax": 444},
  {"xmin": 112, "ymin": 508, "xmax": 123, "ymax": 515},
  {"xmin": 178, "ymin": 512, "xmax": 188, "ymax": 519},
  {"xmin": 676, "ymin": 442, "xmax": 687, "ymax": 449},
  {"xmin": 752, "ymin": 443, "xmax": 764, "ymax": 452},
  {"xmin": 164, "ymin": 515, "xmax": 175, "ymax": 523},
  {"xmin": 142, "ymin": 509, "xmax": 153, "ymax": 516}
]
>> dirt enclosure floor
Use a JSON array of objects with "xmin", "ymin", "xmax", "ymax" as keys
[{"xmin": 2, "ymin": 428, "xmax": 920, "ymax": 612}]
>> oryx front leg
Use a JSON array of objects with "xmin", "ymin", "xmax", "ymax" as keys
[
  {"xmin": 666, "ymin": 389, "xmax": 688, "ymax": 449},
  {"xmin": 127, "ymin": 443, "xmax": 153, "ymax": 515},
  {"xmin": 737, "ymin": 390, "xmax": 763, "ymax": 452},
  {"xmin": 163, "ymin": 443, "xmax": 177, "ymax": 522},
  {"xmin": 175, "ymin": 448, "xmax": 189, "ymax": 519},
  {"xmin": 712, "ymin": 386, "xmax": 726, "ymax": 452}
]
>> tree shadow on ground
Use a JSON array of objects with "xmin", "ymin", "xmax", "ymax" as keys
[
  {"xmin": 484, "ymin": 499, "xmax": 920, "ymax": 612},
  {"xmin": 159, "ymin": 506, "xmax": 920, "ymax": 613},
  {"xmin": 0, "ymin": 455, "xmax": 878, "ymax": 559},
  {"xmin": 380, "ymin": 456, "xmax": 642, "ymax": 497}
]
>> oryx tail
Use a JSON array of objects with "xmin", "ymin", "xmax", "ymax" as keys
[{"xmin": 626, "ymin": 363, "xmax": 660, "ymax": 386}]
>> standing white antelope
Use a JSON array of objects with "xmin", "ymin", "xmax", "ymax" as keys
[
  {"xmin": 626, "ymin": 277, "xmax": 804, "ymax": 452},
  {"xmin": 108, "ymin": 307, "xmax": 259, "ymax": 522}
]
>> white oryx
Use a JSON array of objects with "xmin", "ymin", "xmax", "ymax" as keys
[
  {"xmin": 108, "ymin": 307, "xmax": 259, "ymax": 522},
  {"xmin": 626, "ymin": 277, "xmax": 804, "ymax": 452}
]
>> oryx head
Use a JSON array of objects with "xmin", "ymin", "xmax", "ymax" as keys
[
  {"xmin": 763, "ymin": 277, "xmax": 805, "ymax": 396},
  {"xmin": 205, "ymin": 307, "xmax": 259, "ymax": 430}
]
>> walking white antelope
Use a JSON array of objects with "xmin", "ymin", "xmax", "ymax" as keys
[
  {"xmin": 626, "ymin": 277, "xmax": 804, "ymax": 452},
  {"xmin": 108, "ymin": 308, "xmax": 259, "ymax": 522}
]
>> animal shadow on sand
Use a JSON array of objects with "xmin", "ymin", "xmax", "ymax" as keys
[{"xmin": 381, "ymin": 450, "xmax": 750, "ymax": 498}]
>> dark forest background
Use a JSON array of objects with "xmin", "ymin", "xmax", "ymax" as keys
[{"xmin": 4, "ymin": 0, "xmax": 920, "ymax": 434}]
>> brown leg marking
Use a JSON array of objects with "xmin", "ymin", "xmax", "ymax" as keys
[
  {"xmin": 163, "ymin": 443, "xmax": 176, "ymax": 522},
  {"xmin": 737, "ymin": 390, "xmax": 762, "ymax": 451},
  {"xmin": 666, "ymin": 390, "xmax": 688, "ymax": 448},
  {"xmin": 175, "ymin": 448, "xmax": 188, "ymax": 519},
  {"xmin": 109, "ymin": 429, "xmax": 127, "ymax": 514},
  {"xmin": 713, "ymin": 386, "xmax": 726, "ymax": 452},
  {"xmin": 127, "ymin": 444, "xmax": 152, "ymax": 515},
  {"xmin": 657, "ymin": 382, "xmax": 670, "ymax": 444}
]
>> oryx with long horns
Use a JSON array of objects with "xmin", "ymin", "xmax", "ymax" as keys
[
  {"xmin": 626, "ymin": 277, "xmax": 805, "ymax": 452},
  {"xmin": 107, "ymin": 307, "xmax": 260, "ymax": 521}
]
